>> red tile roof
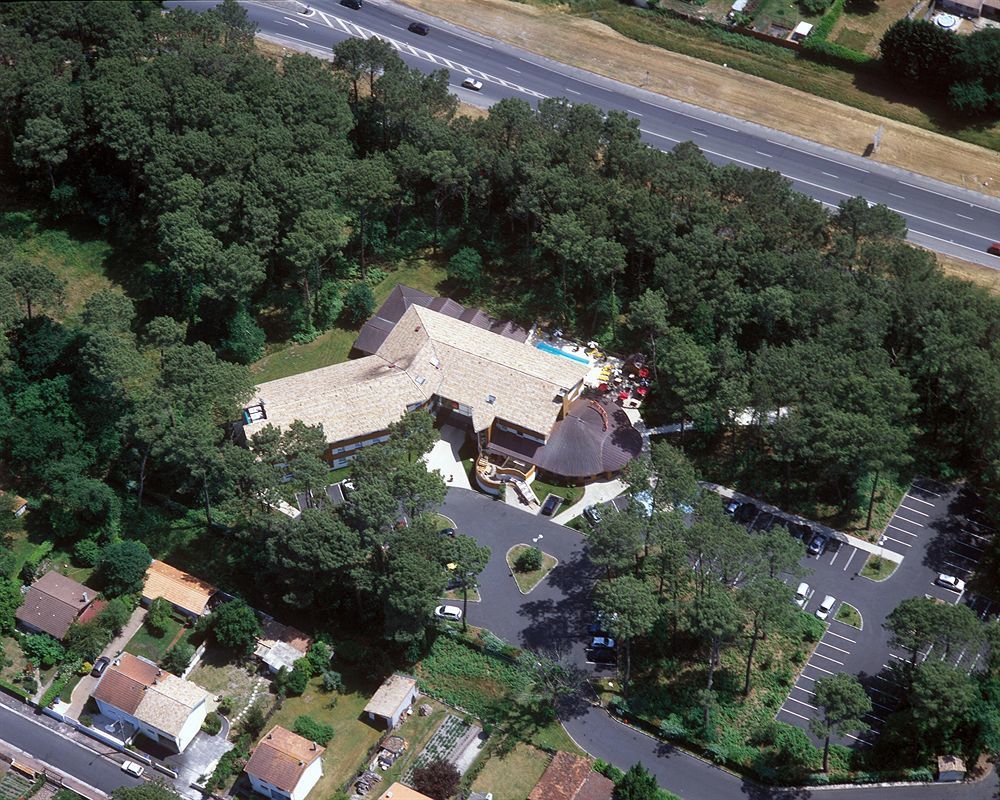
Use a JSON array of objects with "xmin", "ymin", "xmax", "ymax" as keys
[
  {"xmin": 245, "ymin": 726, "xmax": 324, "ymax": 792},
  {"xmin": 92, "ymin": 653, "xmax": 161, "ymax": 714},
  {"xmin": 528, "ymin": 753, "xmax": 613, "ymax": 800}
]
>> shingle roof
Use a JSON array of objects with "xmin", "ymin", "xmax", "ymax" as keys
[
  {"xmin": 376, "ymin": 784, "xmax": 433, "ymax": 800},
  {"xmin": 143, "ymin": 560, "xmax": 217, "ymax": 616},
  {"xmin": 15, "ymin": 571, "xmax": 95, "ymax": 639},
  {"xmin": 528, "ymin": 753, "xmax": 613, "ymax": 800},
  {"xmin": 245, "ymin": 727, "xmax": 324, "ymax": 793},
  {"xmin": 364, "ymin": 674, "xmax": 417, "ymax": 719},
  {"xmin": 92, "ymin": 654, "xmax": 161, "ymax": 714}
]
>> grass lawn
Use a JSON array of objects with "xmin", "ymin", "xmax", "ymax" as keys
[
  {"xmin": 860, "ymin": 553, "xmax": 899, "ymax": 581},
  {"xmin": 506, "ymin": 545, "xmax": 557, "ymax": 594},
  {"xmin": 59, "ymin": 671, "xmax": 84, "ymax": 703},
  {"xmin": 531, "ymin": 480, "xmax": 584, "ymax": 512},
  {"xmin": 1, "ymin": 637, "xmax": 30, "ymax": 683},
  {"xmin": 125, "ymin": 617, "xmax": 193, "ymax": 665},
  {"xmin": 444, "ymin": 587, "xmax": 481, "ymax": 603},
  {"xmin": 0, "ymin": 210, "xmax": 119, "ymax": 319},
  {"xmin": 835, "ymin": 602, "xmax": 862, "ymax": 629},
  {"xmin": 471, "ymin": 743, "xmax": 551, "ymax": 800},
  {"xmin": 252, "ymin": 258, "xmax": 448, "ymax": 383},
  {"xmin": 431, "ymin": 513, "xmax": 457, "ymax": 531},
  {"xmin": 189, "ymin": 649, "xmax": 274, "ymax": 718},
  {"xmin": 830, "ymin": 0, "xmax": 917, "ymax": 56}
]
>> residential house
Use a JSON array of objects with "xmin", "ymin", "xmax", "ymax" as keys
[
  {"xmin": 937, "ymin": 0, "xmax": 1000, "ymax": 18},
  {"xmin": 363, "ymin": 674, "xmax": 419, "ymax": 729},
  {"xmin": 254, "ymin": 617, "xmax": 312, "ymax": 674},
  {"xmin": 244, "ymin": 726, "xmax": 324, "ymax": 800},
  {"xmin": 15, "ymin": 572, "xmax": 98, "ymax": 640},
  {"xmin": 527, "ymin": 752, "xmax": 614, "ymax": 800},
  {"xmin": 142, "ymin": 560, "xmax": 217, "ymax": 618},
  {"xmin": 2, "ymin": 492, "xmax": 28, "ymax": 517},
  {"xmin": 376, "ymin": 784, "xmax": 434, "ymax": 800},
  {"xmin": 92, "ymin": 653, "xmax": 209, "ymax": 752},
  {"xmin": 240, "ymin": 289, "xmax": 638, "ymax": 487}
]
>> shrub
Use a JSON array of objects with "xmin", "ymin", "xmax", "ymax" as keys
[
  {"xmin": 292, "ymin": 714, "xmax": 334, "ymax": 746},
  {"xmin": 341, "ymin": 282, "xmax": 375, "ymax": 328},
  {"xmin": 306, "ymin": 641, "xmax": 332, "ymax": 673},
  {"xmin": 275, "ymin": 660, "xmax": 311, "ymax": 696},
  {"xmin": 73, "ymin": 538, "xmax": 100, "ymax": 567},
  {"xmin": 240, "ymin": 703, "xmax": 266, "ymax": 739},
  {"xmin": 66, "ymin": 621, "xmax": 111, "ymax": 662},
  {"xmin": 22, "ymin": 633, "xmax": 65, "ymax": 668},
  {"xmin": 514, "ymin": 547, "xmax": 543, "ymax": 573},
  {"xmin": 217, "ymin": 695, "xmax": 236, "ymax": 716},
  {"xmin": 146, "ymin": 597, "xmax": 173, "ymax": 636},
  {"xmin": 161, "ymin": 641, "xmax": 195, "ymax": 674},
  {"xmin": 98, "ymin": 597, "xmax": 131, "ymax": 637},
  {"xmin": 210, "ymin": 598, "xmax": 261, "ymax": 654},
  {"xmin": 79, "ymin": 713, "xmax": 94, "ymax": 727},
  {"xmin": 800, "ymin": 0, "xmax": 831, "ymax": 14},
  {"xmin": 321, "ymin": 668, "xmax": 343, "ymax": 693},
  {"xmin": 97, "ymin": 540, "xmax": 151, "ymax": 597},
  {"xmin": 202, "ymin": 711, "xmax": 223, "ymax": 736}
]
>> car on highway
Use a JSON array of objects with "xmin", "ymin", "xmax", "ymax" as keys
[
  {"xmin": 815, "ymin": 595, "xmax": 836, "ymax": 621},
  {"xmin": 121, "ymin": 761, "xmax": 144, "ymax": 778},
  {"xmin": 590, "ymin": 636, "xmax": 616, "ymax": 650},
  {"xmin": 936, "ymin": 574, "xmax": 966, "ymax": 592},
  {"xmin": 541, "ymin": 494, "xmax": 562, "ymax": 516},
  {"xmin": 91, "ymin": 655, "xmax": 110, "ymax": 677},
  {"xmin": 989, "ymin": 243, "xmax": 1000, "ymax": 256},
  {"xmin": 340, "ymin": 0, "xmax": 363, "ymax": 8},
  {"xmin": 461, "ymin": 77, "xmax": 484, "ymax": 91},
  {"xmin": 583, "ymin": 505, "xmax": 602, "ymax": 525},
  {"xmin": 794, "ymin": 582, "xmax": 811, "ymax": 609},
  {"xmin": 807, "ymin": 533, "xmax": 828, "ymax": 556},
  {"xmin": 407, "ymin": 22, "xmax": 430, "ymax": 35},
  {"xmin": 435, "ymin": 605, "xmax": 462, "ymax": 621}
]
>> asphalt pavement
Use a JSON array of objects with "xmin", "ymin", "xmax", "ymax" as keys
[
  {"xmin": 0, "ymin": 703, "xmax": 143, "ymax": 796},
  {"xmin": 166, "ymin": 0, "xmax": 1000, "ymax": 268}
]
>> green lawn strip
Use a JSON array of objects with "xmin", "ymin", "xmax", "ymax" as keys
[
  {"xmin": 471, "ymin": 742, "xmax": 552, "ymax": 800},
  {"xmin": 252, "ymin": 259, "xmax": 448, "ymax": 383},
  {"xmin": 125, "ymin": 617, "xmax": 186, "ymax": 664},
  {"xmin": 59, "ymin": 670, "xmax": 85, "ymax": 703},
  {"xmin": 431, "ymin": 513, "xmax": 458, "ymax": 531},
  {"xmin": 860, "ymin": 553, "xmax": 899, "ymax": 581},
  {"xmin": 530, "ymin": 480, "xmax": 584, "ymax": 511},
  {"xmin": 189, "ymin": 654, "xmax": 273, "ymax": 718},
  {"xmin": 834, "ymin": 602, "xmax": 862, "ymax": 629},
  {"xmin": 505, "ymin": 545, "xmax": 558, "ymax": 594},
  {"xmin": 444, "ymin": 587, "xmax": 481, "ymax": 603}
]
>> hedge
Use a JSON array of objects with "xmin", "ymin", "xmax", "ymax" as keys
[
  {"xmin": 40, "ymin": 661, "xmax": 82, "ymax": 708},
  {"xmin": 0, "ymin": 679, "xmax": 31, "ymax": 700}
]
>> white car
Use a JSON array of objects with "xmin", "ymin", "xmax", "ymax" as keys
[
  {"xmin": 461, "ymin": 77, "xmax": 483, "ymax": 91},
  {"xmin": 793, "ymin": 582, "xmax": 811, "ymax": 609},
  {"xmin": 435, "ymin": 604, "xmax": 462, "ymax": 621},
  {"xmin": 815, "ymin": 595, "xmax": 836, "ymax": 621},
  {"xmin": 936, "ymin": 574, "xmax": 966, "ymax": 592},
  {"xmin": 121, "ymin": 761, "xmax": 144, "ymax": 778}
]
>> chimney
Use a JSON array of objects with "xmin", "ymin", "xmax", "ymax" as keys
[
  {"xmin": 297, "ymin": 761, "xmax": 304, "ymax": 767},
  {"xmin": 82, "ymin": 591, "xmax": 89, "ymax": 603},
  {"xmin": 267, "ymin": 732, "xmax": 272, "ymax": 740},
  {"xmin": 310, "ymin": 742, "xmax": 317, "ymax": 751}
]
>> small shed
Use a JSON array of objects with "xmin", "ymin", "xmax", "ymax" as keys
[
  {"xmin": 937, "ymin": 755, "xmax": 967, "ymax": 782},
  {"xmin": 364, "ymin": 674, "xmax": 419, "ymax": 729},
  {"xmin": 790, "ymin": 21, "xmax": 814, "ymax": 41},
  {"xmin": 2, "ymin": 492, "xmax": 28, "ymax": 517}
]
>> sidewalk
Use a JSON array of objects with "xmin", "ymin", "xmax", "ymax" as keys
[
  {"xmin": 552, "ymin": 478, "xmax": 626, "ymax": 526},
  {"xmin": 0, "ymin": 736, "xmax": 107, "ymax": 800},
  {"xmin": 424, "ymin": 425, "xmax": 472, "ymax": 490},
  {"xmin": 66, "ymin": 607, "xmax": 147, "ymax": 720}
]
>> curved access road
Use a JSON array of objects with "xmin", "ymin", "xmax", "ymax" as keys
[{"xmin": 167, "ymin": 0, "xmax": 1000, "ymax": 269}]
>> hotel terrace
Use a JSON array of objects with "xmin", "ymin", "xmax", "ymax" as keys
[{"xmin": 241, "ymin": 287, "xmax": 642, "ymax": 490}]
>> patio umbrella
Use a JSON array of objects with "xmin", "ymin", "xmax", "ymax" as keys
[
  {"xmin": 618, "ymin": 390, "xmax": 629, "ymax": 400},
  {"xmin": 638, "ymin": 367, "xmax": 649, "ymax": 378},
  {"xmin": 598, "ymin": 383, "xmax": 608, "ymax": 392},
  {"xmin": 636, "ymin": 386, "xmax": 648, "ymax": 397}
]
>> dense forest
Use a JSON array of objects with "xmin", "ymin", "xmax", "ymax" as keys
[{"xmin": 3, "ymin": 0, "xmax": 1000, "ymax": 609}]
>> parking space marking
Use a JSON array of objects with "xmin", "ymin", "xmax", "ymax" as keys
[
  {"xmin": 780, "ymin": 707, "xmax": 811, "ymax": 722},
  {"xmin": 911, "ymin": 482, "xmax": 942, "ymax": 497},
  {"xmin": 829, "ymin": 548, "xmax": 841, "ymax": 566},
  {"xmin": 842, "ymin": 549, "xmax": 858, "ymax": 572},
  {"xmin": 793, "ymin": 685, "xmax": 816, "ymax": 697},
  {"xmin": 943, "ymin": 561, "xmax": 971, "ymax": 574},
  {"xmin": 813, "ymin": 652, "xmax": 846, "ymax": 666},
  {"xmin": 893, "ymin": 514, "xmax": 925, "ymax": 527},
  {"xmin": 788, "ymin": 696, "xmax": 818, "ymax": 710},
  {"xmin": 818, "ymin": 640, "xmax": 851, "ymax": 655},
  {"xmin": 899, "ymin": 503, "xmax": 931, "ymax": 517},
  {"xmin": 882, "ymin": 535, "xmax": 912, "ymax": 547},
  {"xmin": 886, "ymin": 523, "xmax": 918, "ymax": 537},
  {"xmin": 905, "ymin": 494, "xmax": 935, "ymax": 507},
  {"xmin": 806, "ymin": 662, "xmax": 837, "ymax": 675},
  {"xmin": 827, "ymin": 629, "xmax": 856, "ymax": 643},
  {"xmin": 843, "ymin": 732, "xmax": 874, "ymax": 745}
]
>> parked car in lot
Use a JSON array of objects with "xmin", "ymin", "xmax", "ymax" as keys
[
  {"xmin": 735, "ymin": 503, "xmax": 758, "ymax": 524},
  {"xmin": 725, "ymin": 500, "xmax": 741, "ymax": 516},
  {"xmin": 807, "ymin": 533, "xmax": 828, "ymax": 556},
  {"xmin": 752, "ymin": 512, "xmax": 775, "ymax": 532},
  {"xmin": 434, "ymin": 605, "xmax": 462, "ymax": 621},
  {"xmin": 439, "ymin": 527, "xmax": 456, "ymax": 537},
  {"xmin": 788, "ymin": 522, "xmax": 812, "ymax": 541},
  {"xmin": 590, "ymin": 636, "xmax": 616, "ymax": 650},
  {"xmin": 815, "ymin": 595, "xmax": 836, "ymax": 621},
  {"xmin": 461, "ymin": 77, "xmax": 484, "ymax": 91},
  {"xmin": 121, "ymin": 761, "xmax": 144, "ymax": 778},
  {"xmin": 91, "ymin": 655, "xmax": 110, "ymax": 677},
  {"xmin": 407, "ymin": 21, "xmax": 430, "ymax": 34},
  {"xmin": 541, "ymin": 494, "xmax": 562, "ymax": 516},
  {"xmin": 583, "ymin": 505, "xmax": 602, "ymax": 525},
  {"xmin": 936, "ymin": 574, "xmax": 966, "ymax": 592},
  {"xmin": 794, "ymin": 582, "xmax": 811, "ymax": 609}
]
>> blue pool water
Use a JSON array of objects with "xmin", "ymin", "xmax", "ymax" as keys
[{"xmin": 535, "ymin": 341, "xmax": 591, "ymax": 365}]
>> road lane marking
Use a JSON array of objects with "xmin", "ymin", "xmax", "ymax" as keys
[
  {"xmin": 506, "ymin": 66, "xmax": 521, "ymax": 73},
  {"xmin": 899, "ymin": 180, "xmax": 1000, "ymax": 212},
  {"xmin": 794, "ymin": 685, "xmax": 817, "ymax": 697},
  {"xmin": 899, "ymin": 503, "xmax": 930, "ymax": 517},
  {"xmin": 821, "ymin": 171, "xmax": 839, "ymax": 178},
  {"xmin": 448, "ymin": 45, "xmax": 463, "ymax": 52},
  {"xmin": 274, "ymin": 19, "xmax": 288, "ymax": 25},
  {"xmin": 628, "ymin": 110, "xmax": 643, "ymax": 117},
  {"xmin": 911, "ymin": 227, "xmax": 1000, "ymax": 257},
  {"xmin": 390, "ymin": 23, "xmax": 405, "ymax": 29},
  {"xmin": 798, "ymin": 673, "xmax": 816, "ymax": 682},
  {"xmin": 906, "ymin": 494, "xmax": 935, "ymax": 507},
  {"xmin": 786, "ymin": 174, "xmax": 853, "ymax": 198},
  {"xmin": 829, "ymin": 548, "xmax": 841, "ymax": 566},
  {"xmin": 755, "ymin": 150, "xmax": 774, "ymax": 157},
  {"xmin": 912, "ymin": 482, "xmax": 942, "ymax": 496},
  {"xmin": 701, "ymin": 147, "xmax": 765, "ymax": 170},
  {"xmin": 566, "ymin": 88, "xmax": 581, "ymax": 95},
  {"xmin": 957, "ymin": 213, "xmax": 974, "ymax": 220},
  {"xmin": 765, "ymin": 139, "xmax": 870, "ymax": 172},
  {"xmin": 692, "ymin": 130, "xmax": 708, "ymax": 136},
  {"xmin": 283, "ymin": 15, "xmax": 308, "ymax": 27},
  {"xmin": 641, "ymin": 129, "xmax": 681, "ymax": 143},
  {"xmin": 813, "ymin": 652, "xmax": 846, "ymax": 666},
  {"xmin": 882, "ymin": 535, "xmax": 912, "ymax": 547},
  {"xmin": 827, "ymin": 630, "xmax": 856, "ymax": 643},
  {"xmin": 889, "ymin": 192, "xmax": 906, "ymax": 199},
  {"xmin": 843, "ymin": 548, "xmax": 857, "ymax": 572},
  {"xmin": 819, "ymin": 640, "xmax": 851, "ymax": 655}
]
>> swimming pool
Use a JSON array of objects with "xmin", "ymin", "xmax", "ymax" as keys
[{"xmin": 535, "ymin": 341, "xmax": 592, "ymax": 365}]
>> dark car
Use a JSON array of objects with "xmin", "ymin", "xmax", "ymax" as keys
[
  {"xmin": 407, "ymin": 21, "xmax": 430, "ymax": 34},
  {"xmin": 583, "ymin": 505, "xmax": 602, "ymax": 525},
  {"xmin": 989, "ymin": 242, "xmax": 1000, "ymax": 256},
  {"xmin": 541, "ymin": 494, "xmax": 562, "ymax": 516},
  {"xmin": 788, "ymin": 522, "xmax": 812, "ymax": 541},
  {"xmin": 91, "ymin": 656, "xmax": 110, "ymax": 677},
  {"xmin": 735, "ymin": 503, "xmax": 758, "ymax": 525},
  {"xmin": 807, "ymin": 533, "xmax": 829, "ymax": 556},
  {"xmin": 439, "ymin": 527, "xmax": 456, "ymax": 537},
  {"xmin": 752, "ymin": 512, "xmax": 775, "ymax": 532},
  {"xmin": 340, "ymin": 0, "xmax": 363, "ymax": 9}
]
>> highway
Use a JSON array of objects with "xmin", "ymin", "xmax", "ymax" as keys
[{"xmin": 170, "ymin": 0, "xmax": 1000, "ymax": 269}]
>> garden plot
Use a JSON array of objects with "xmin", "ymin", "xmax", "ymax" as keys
[{"xmin": 402, "ymin": 714, "xmax": 482, "ymax": 782}]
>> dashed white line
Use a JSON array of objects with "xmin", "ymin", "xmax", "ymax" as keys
[
  {"xmin": 448, "ymin": 45, "xmax": 463, "ymax": 52},
  {"xmin": 821, "ymin": 171, "xmax": 839, "ymax": 179},
  {"xmin": 641, "ymin": 129, "xmax": 681, "ymax": 143},
  {"xmin": 506, "ymin": 66, "xmax": 521, "ymax": 73},
  {"xmin": 274, "ymin": 19, "xmax": 288, "ymax": 25},
  {"xmin": 911, "ymin": 228, "xmax": 1000, "ymax": 256},
  {"xmin": 898, "ymin": 180, "xmax": 998, "ymax": 211},
  {"xmin": 701, "ymin": 148, "xmax": 764, "ymax": 170},
  {"xmin": 755, "ymin": 150, "xmax": 774, "ymax": 157},
  {"xmin": 628, "ymin": 110, "xmax": 643, "ymax": 117},
  {"xmin": 765, "ymin": 139, "xmax": 870, "ymax": 173},
  {"xmin": 566, "ymin": 88, "xmax": 581, "ymax": 95},
  {"xmin": 390, "ymin": 23, "xmax": 406, "ymax": 30},
  {"xmin": 692, "ymin": 130, "xmax": 708, "ymax": 136},
  {"xmin": 889, "ymin": 192, "xmax": 906, "ymax": 199},
  {"xmin": 957, "ymin": 213, "xmax": 974, "ymax": 220}
]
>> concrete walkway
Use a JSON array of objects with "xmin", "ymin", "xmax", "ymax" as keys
[
  {"xmin": 551, "ymin": 478, "xmax": 626, "ymax": 526},
  {"xmin": 66, "ymin": 607, "xmax": 147, "ymax": 720},
  {"xmin": 423, "ymin": 424, "xmax": 472, "ymax": 490}
]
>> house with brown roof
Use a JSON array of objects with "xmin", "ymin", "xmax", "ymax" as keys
[
  {"xmin": 245, "ymin": 726, "xmax": 324, "ymax": 800},
  {"xmin": 527, "ymin": 752, "xmax": 614, "ymax": 800},
  {"xmin": 15, "ymin": 572, "xmax": 98, "ymax": 640},
  {"xmin": 254, "ymin": 617, "xmax": 313, "ymax": 674},
  {"xmin": 238, "ymin": 290, "xmax": 636, "ymax": 488},
  {"xmin": 92, "ymin": 653, "xmax": 209, "ymax": 752},
  {"xmin": 142, "ymin": 560, "xmax": 217, "ymax": 618},
  {"xmin": 363, "ymin": 674, "xmax": 419, "ymax": 729},
  {"xmin": 376, "ymin": 784, "xmax": 433, "ymax": 800}
]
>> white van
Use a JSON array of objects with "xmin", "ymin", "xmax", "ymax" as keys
[
  {"xmin": 816, "ymin": 595, "xmax": 836, "ymax": 621},
  {"xmin": 794, "ymin": 582, "xmax": 811, "ymax": 609}
]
